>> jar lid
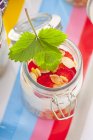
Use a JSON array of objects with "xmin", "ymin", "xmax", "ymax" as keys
[
  {"xmin": 8, "ymin": 13, "xmax": 61, "ymax": 41},
  {"xmin": 87, "ymin": 0, "xmax": 93, "ymax": 24}
]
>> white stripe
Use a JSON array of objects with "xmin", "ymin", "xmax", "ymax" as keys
[
  {"xmin": 66, "ymin": 54, "xmax": 93, "ymax": 140},
  {"xmin": 0, "ymin": 61, "xmax": 20, "ymax": 122},
  {"xmin": 80, "ymin": 53, "xmax": 93, "ymax": 140}
]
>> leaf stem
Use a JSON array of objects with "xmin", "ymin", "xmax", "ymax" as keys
[{"xmin": 25, "ymin": 8, "xmax": 38, "ymax": 38}]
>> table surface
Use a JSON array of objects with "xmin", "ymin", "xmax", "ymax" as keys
[{"xmin": 0, "ymin": 0, "xmax": 93, "ymax": 140}]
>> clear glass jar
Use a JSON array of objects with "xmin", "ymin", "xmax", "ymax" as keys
[
  {"xmin": 66, "ymin": 0, "xmax": 88, "ymax": 6},
  {"xmin": 20, "ymin": 39, "xmax": 83, "ymax": 120},
  {"xmin": 0, "ymin": 12, "xmax": 8, "ymax": 76}
]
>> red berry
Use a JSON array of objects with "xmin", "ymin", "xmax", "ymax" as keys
[
  {"xmin": 55, "ymin": 66, "xmax": 76, "ymax": 82},
  {"xmin": 64, "ymin": 51, "xmax": 74, "ymax": 61},
  {"xmin": 71, "ymin": 67, "xmax": 76, "ymax": 74},
  {"xmin": 28, "ymin": 61, "xmax": 38, "ymax": 72},
  {"xmin": 58, "ymin": 63, "xmax": 66, "ymax": 69},
  {"xmin": 60, "ymin": 49, "xmax": 74, "ymax": 61},
  {"xmin": 37, "ymin": 73, "xmax": 53, "ymax": 88}
]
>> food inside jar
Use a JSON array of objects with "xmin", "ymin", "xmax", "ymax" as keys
[{"xmin": 28, "ymin": 49, "xmax": 76, "ymax": 88}]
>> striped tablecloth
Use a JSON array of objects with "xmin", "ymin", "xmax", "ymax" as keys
[{"xmin": 0, "ymin": 0, "xmax": 93, "ymax": 140}]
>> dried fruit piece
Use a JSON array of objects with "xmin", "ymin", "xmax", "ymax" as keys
[
  {"xmin": 52, "ymin": 75, "xmax": 68, "ymax": 88},
  {"xmin": 36, "ymin": 68, "xmax": 41, "ymax": 77},
  {"xmin": 56, "ymin": 67, "xmax": 75, "ymax": 82},
  {"xmin": 60, "ymin": 76, "xmax": 68, "ymax": 83},
  {"xmin": 53, "ymin": 84, "xmax": 59, "ymax": 88},
  {"xmin": 64, "ymin": 51, "xmax": 74, "ymax": 61},
  {"xmin": 71, "ymin": 67, "xmax": 76, "ymax": 74},
  {"xmin": 37, "ymin": 73, "xmax": 54, "ymax": 88},
  {"xmin": 30, "ymin": 72, "xmax": 37, "ymax": 81},
  {"xmin": 31, "ymin": 68, "xmax": 41, "ymax": 78},
  {"xmin": 60, "ymin": 49, "xmax": 65, "ymax": 56},
  {"xmin": 40, "ymin": 69, "xmax": 50, "ymax": 73},
  {"xmin": 28, "ymin": 61, "xmax": 38, "ymax": 72},
  {"xmin": 58, "ymin": 63, "xmax": 66, "ymax": 69},
  {"xmin": 50, "ymin": 74, "xmax": 64, "ymax": 85},
  {"xmin": 62, "ymin": 57, "xmax": 75, "ymax": 68}
]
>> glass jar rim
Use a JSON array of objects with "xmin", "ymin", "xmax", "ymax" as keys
[{"xmin": 22, "ymin": 39, "xmax": 82, "ymax": 92}]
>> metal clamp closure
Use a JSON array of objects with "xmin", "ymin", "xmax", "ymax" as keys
[{"xmin": 50, "ymin": 94, "xmax": 77, "ymax": 120}]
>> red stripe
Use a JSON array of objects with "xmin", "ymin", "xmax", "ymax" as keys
[
  {"xmin": 78, "ymin": 18, "xmax": 93, "ymax": 75},
  {"xmin": 48, "ymin": 118, "xmax": 73, "ymax": 140}
]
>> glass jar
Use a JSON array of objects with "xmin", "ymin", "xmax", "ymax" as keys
[
  {"xmin": 0, "ymin": 12, "xmax": 8, "ymax": 76},
  {"xmin": 20, "ymin": 39, "xmax": 83, "ymax": 120},
  {"xmin": 66, "ymin": 0, "xmax": 88, "ymax": 6}
]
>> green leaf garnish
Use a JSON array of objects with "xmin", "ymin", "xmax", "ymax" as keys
[
  {"xmin": 38, "ymin": 28, "xmax": 67, "ymax": 47},
  {"xmin": 9, "ymin": 9, "xmax": 67, "ymax": 71}
]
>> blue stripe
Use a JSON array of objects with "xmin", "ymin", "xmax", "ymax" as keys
[
  {"xmin": 0, "ymin": 0, "xmax": 73, "ymax": 140},
  {"xmin": 39, "ymin": 0, "xmax": 73, "ymax": 31},
  {"xmin": 0, "ymin": 69, "xmax": 23, "ymax": 140},
  {"xmin": 12, "ymin": 109, "xmax": 37, "ymax": 140}
]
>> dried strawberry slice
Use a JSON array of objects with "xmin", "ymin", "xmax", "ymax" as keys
[
  {"xmin": 58, "ymin": 63, "xmax": 66, "ymax": 69},
  {"xmin": 37, "ymin": 73, "xmax": 53, "ymax": 88},
  {"xmin": 28, "ymin": 61, "xmax": 38, "ymax": 72},
  {"xmin": 56, "ymin": 61, "xmax": 76, "ymax": 82},
  {"xmin": 55, "ymin": 66, "xmax": 76, "ymax": 82},
  {"xmin": 71, "ymin": 67, "xmax": 76, "ymax": 74},
  {"xmin": 60, "ymin": 49, "xmax": 74, "ymax": 61},
  {"xmin": 64, "ymin": 51, "xmax": 74, "ymax": 61}
]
